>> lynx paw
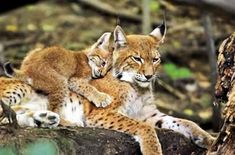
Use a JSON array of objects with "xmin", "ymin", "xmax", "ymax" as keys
[
  {"xmin": 191, "ymin": 135, "xmax": 215, "ymax": 148},
  {"xmin": 92, "ymin": 92, "xmax": 113, "ymax": 108},
  {"xmin": 33, "ymin": 111, "xmax": 60, "ymax": 128}
]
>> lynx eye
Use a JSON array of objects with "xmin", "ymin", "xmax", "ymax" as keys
[
  {"xmin": 153, "ymin": 57, "xmax": 160, "ymax": 63},
  {"xmin": 132, "ymin": 56, "xmax": 143, "ymax": 63},
  {"xmin": 101, "ymin": 61, "xmax": 106, "ymax": 67},
  {"xmin": 89, "ymin": 56, "xmax": 97, "ymax": 62}
]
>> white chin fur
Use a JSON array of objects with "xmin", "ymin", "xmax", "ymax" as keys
[
  {"xmin": 135, "ymin": 80, "xmax": 150, "ymax": 88},
  {"xmin": 114, "ymin": 71, "xmax": 150, "ymax": 88},
  {"xmin": 119, "ymin": 71, "xmax": 135, "ymax": 83}
]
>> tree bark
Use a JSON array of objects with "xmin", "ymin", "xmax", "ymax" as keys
[
  {"xmin": 208, "ymin": 123, "xmax": 235, "ymax": 155},
  {"xmin": 0, "ymin": 126, "xmax": 206, "ymax": 155},
  {"xmin": 207, "ymin": 33, "xmax": 235, "ymax": 155}
]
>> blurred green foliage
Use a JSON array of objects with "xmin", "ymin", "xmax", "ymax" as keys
[
  {"xmin": 183, "ymin": 108, "xmax": 194, "ymax": 116},
  {"xmin": 150, "ymin": 0, "xmax": 160, "ymax": 12},
  {"xmin": 200, "ymin": 94, "xmax": 211, "ymax": 108},
  {"xmin": 0, "ymin": 146, "xmax": 16, "ymax": 155},
  {"xmin": 163, "ymin": 63, "xmax": 192, "ymax": 80}
]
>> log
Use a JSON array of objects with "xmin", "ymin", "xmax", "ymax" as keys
[
  {"xmin": 0, "ymin": 126, "xmax": 206, "ymax": 155},
  {"xmin": 208, "ymin": 123, "xmax": 235, "ymax": 155},
  {"xmin": 214, "ymin": 125, "xmax": 235, "ymax": 155}
]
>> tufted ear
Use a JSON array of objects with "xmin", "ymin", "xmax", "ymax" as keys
[
  {"xmin": 114, "ymin": 25, "xmax": 127, "ymax": 48},
  {"xmin": 149, "ymin": 21, "xmax": 166, "ymax": 44},
  {"xmin": 3, "ymin": 62, "xmax": 14, "ymax": 77},
  {"xmin": 93, "ymin": 32, "xmax": 111, "ymax": 51}
]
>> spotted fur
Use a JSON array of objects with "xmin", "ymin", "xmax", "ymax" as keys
[
  {"xmin": 6, "ymin": 32, "xmax": 113, "ymax": 115},
  {"xmin": 0, "ymin": 77, "xmax": 60, "ymax": 128},
  {"xmin": 0, "ymin": 25, "xmax": 215, "ymax": 155}
]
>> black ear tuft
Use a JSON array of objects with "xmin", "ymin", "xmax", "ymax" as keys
[
  {"xmin": 3, "ymin": 62, "xmax": 14, "ymax": 77},
  {"xmin": 159, "ymin": 22, "xmax": 166, "ymax": 37}
]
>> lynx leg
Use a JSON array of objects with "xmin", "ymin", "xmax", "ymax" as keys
[
  {"xmin": 86, "ymin": 109, "xmax": 162, "ymax": 155},
  {"xmin": 29, "ymin": 68, "xmax": 70, "ymax": 113},
  {"xmin": 47, "ymin": 88, "xmax": 69, "ymax": 113},
  {"xmin": 69, "ymin": 77, "xmax": 112, "ymax": 107},
  {"xmin": 142, "ymin": 108, "xmax": 215, "ymax": 148}
]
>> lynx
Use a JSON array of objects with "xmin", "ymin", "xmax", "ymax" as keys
[
  {"xmin": 73, "ymin": 24, "xmax": 215, "ymax": 154},
  {"xmin": 1, "ymin": 25, "xmax": 215, "ymax": 155},
  {"xmin": 4, "ymin": 32, "xmax": 113, "ymax": 116}
]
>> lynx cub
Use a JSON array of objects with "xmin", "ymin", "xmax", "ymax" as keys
[{"xmin": 4, "ymin": 32, "xmax": 113, "ymax": 114}]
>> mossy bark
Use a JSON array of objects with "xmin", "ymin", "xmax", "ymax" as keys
[{"xmin": 0, "ymin": 126, "xmax": 206, "ymax": 155}]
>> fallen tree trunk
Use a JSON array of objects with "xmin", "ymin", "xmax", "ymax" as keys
[{"xmin": 0, "ymin": 126, "xmax": 206, "ymax": 155}]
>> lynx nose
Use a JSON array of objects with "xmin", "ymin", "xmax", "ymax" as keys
[{"xmin": 144, "ymin": 75, "xmax": 153, "ymax": 80}]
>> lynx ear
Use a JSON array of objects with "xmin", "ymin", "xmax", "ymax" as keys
[
  {"xmin": 150, "ymin": 21, "xmax": 166, "ymax": 43},
  {"xmin": 114, "ymin": 25, "xmax": 127, "ymax": 48},
  {"xmin": 3, "ymin": 62, "xmax": 14, "ymax": 77},
  {"xmin": 94, "ymin": 32, "xmax": 111, "ymax": 51}
]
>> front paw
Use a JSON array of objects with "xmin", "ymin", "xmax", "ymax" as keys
[
  {"xmin": 190, "ymin": 133, "xmax": 215, "ymax": 149},
  {"xmin": 92, "ymin": 92, "xmax": 113, "ymax": 108}
]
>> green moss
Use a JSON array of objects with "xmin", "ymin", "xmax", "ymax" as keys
[
  {"xmin": 22, "ymin": 139, "xmax": 59, "ymax": 155},
  {"xmin": 0, "ymin": 146, "xmax": 16, "ymax": 155},
  {"xmin": 55, "ymin": 136, "xmax": 74, "ymax": 154}
]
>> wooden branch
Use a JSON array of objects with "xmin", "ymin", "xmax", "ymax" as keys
[
  {"xmin": 203, "ymin": 13, "xmax": 222, "ymax": 131},
  {"xmin": 166, "ymin": 0, "xmax": 235, "ymax": 15},
  {"xmin": 0, "ymin": 126, "xmax": 206, "ymax": 154},
  {"xmin": 157, "ymin": 79, "xmax": 187, "ymax": 100},
  {"xmin": 75, "ymin": 0, "xmax": 161, "ymax": 26}
]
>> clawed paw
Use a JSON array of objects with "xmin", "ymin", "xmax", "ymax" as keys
[
  {"xmin": 33, "ymin": 111, "xmax": 60, "ymax": 128},
  {"xmin": 191, "ymin": 136, "xmax": 205, "ymax": 148},
  {"xmin": 92, "ymin": 92, "xmax": 113, "ymax": 108},
  {"xmin": 191, "ymin": 135, "xmax": 215, "ymax": 148}
]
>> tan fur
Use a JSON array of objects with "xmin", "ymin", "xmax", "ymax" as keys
[
  {"xmin": 13, "ymin": 33, "xmax": 113, "ymax": 114},
  {"xmin": 78, "ymin": 28, "xmax": 165, "ymax": 155},
  {"xmin": 0, "ymin": 77, "xmax": 32, "ymax": 104},
  {"xmin": 0, "ymin": 25, "xmax": 215, "ymax": 154}
]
